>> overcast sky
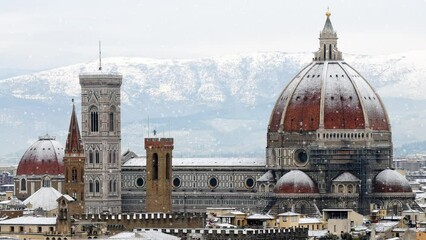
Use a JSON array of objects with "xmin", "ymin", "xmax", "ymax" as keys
[{"xmin": 0, "ymin": 0, "xmax": 425, "ymax": 70}]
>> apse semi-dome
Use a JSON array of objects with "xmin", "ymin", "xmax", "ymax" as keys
[
  {"xmin": 274, "ymin": 170, "xmax": 318, "ymax": 194},
  {"xmin": 373, "ymin": 169, "xmax": 412, "ymax": 193},
  {"xmin": 268, "ymin": 14, "xmax": 390, "ymax": 133},
  {"xmin": 17, "ymin": 135, "xmax": 65, "ymax": 175}
]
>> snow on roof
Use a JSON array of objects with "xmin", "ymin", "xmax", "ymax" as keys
[
  {"xmin": 230, "ymin": 211, "xmax": 246, "ymax": 215},
  {"xmin": 309, "ymin": 230, "xmax": 328, "ymax": 237},
  {"xmin": 23, "ymin": 187, "xmax": 62, "ymax": 211},
  {"xmin": 109, "ymin": 230, "xmax": 180, "ymax": 239},
  {"xmin": 375, "ymin": 222, "xmax": 399, "ymax": 232},
  {"xmin": 0, "ymin": 216, "xmax": 56, "ymax": 225},
  {"xmin": 333, "ymin": 172, "xmax": 360, "ymax": 182},
  {"xmin": 257, "ymin": 170, "xmax": 274, "ymax": 182},
  {"xmin": 60, "ymin": 194, "xmax": 75, "ymax": 202},
  {"xmin": 299, "ymin": 218, "xmax": 322, "ymax": 224},
  {"xmin": 278, "ymin": 212, "xmax": 300, "ymax": 216},
  {"xmin": 247, "ymin": 213, "xmax": 274, "ymax": 220},
  {"xmin": 122, "ymin": 157, "xmax": 265, "ymax": 167}
]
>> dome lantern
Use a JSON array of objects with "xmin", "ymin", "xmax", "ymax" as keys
[{"xmin": 314, "ymin": 9, "xmax": 342, "ymax": 61}]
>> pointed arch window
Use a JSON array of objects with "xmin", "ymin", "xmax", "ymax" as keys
[
  {"xmin": 113, "ymin": 180, "xmax": 117, "ymax": 192},
  {"xmin": 90, "ymin": 106, "xmax": 99, "ymax": 132},
  {"xmin": 89, "ymin": 150, "xmax": 93, "ymax": 164},
  {"xmin": 71, "ymin": 168, "xmax": 77, "ymax": 183},
  {"xmin": 89, "ymin": 180, "xmax": 94, "ymax": 193},
  {"xmin": 95, "ymin": 150, "xmax": 100, "ymax": 164},
  {"xmin": 95, "ymin": 180, "xmax": 100, "ymax": 193}
]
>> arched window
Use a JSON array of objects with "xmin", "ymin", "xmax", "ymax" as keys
[
  {"xmin": 42, "ymin": 176, "xmax": 51, "ymax": 187},
  {"xmin": 338, "ymin": 184, "xmax": 344, "ymax": 193},
  {"xmin": 109, "ymin": 180, "xmax": 112, "ymax": 192},
  {"xmin": 108, "ymin": 151, "xmax": 112, "ymax": 164},
  {"xmin": 95, "ymin": 180, "xmax": 100, "ymax": 193},
  {"xmin": 20, "ymin": 178, "xmax": 26, "ymax": 191},
  {"xmin": 90, "ymin": 107, "xmax": 99, "ymax": 132},
  {"xmin": 89, "ymin": 180, "xmax": 93, "ymax": 193},
  {"xmin": 113, "ymin": 180, "xmax": 117, "ymax": 192},
  {"xmin": 95, "ymin": 150, "xmax": 100, "ymax": 164},
  {"xmin": 166, "ymin": 153, "xmax": 170, "ymax": 179},
  {"xmin": 81, "ymin": 169, "xmax": 84, "ymax": 182},
  {"xmin": 329, "ymin": 44, "xmax": 332, "ymax": 60},
  {"xmin": 89, "ymin": 150, "xmax": 93, "ymax": 164},
  {"xmin": 109, "ymin": 107, "xmax": 115, "ymax": 132},
  {"xmin": 112, "ymin": 150, "xmax": 116, "ymax": 163},
  {"xmin": 81, "ymin": 191, "xmax": 84, "ymax": 201},
  {"xmin": 153, "ymin": 153, "xmax": 158, "ymax": 180},
  {"xmin": 347, "ymin": 185, "xmax": 354, "ymax": 194},
  {"xmin": 72, "ymin": 192, "xmax": 77, "ymax": 200},
  {"xmin": 71, "ymin": 168, "xmax": 77, "ymax": 182}
]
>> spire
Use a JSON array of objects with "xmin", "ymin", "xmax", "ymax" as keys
[
  {"xmin": 314, "ymin": 9, "xmax": 342, "ymax": 61},
  {"xmin": 321, "ymin": 8, "xmax": 335, "ymax": 35},
  {"xmin": 65, "ymin": 99, "xmax": 84, "ymax": 154}
]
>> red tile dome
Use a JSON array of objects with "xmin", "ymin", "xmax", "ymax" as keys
[
  {"xmin": 17, "ymin": 135, "xmax": 64, "ymax": 175},
  {"xmin": 268, "ymin": 61, "xmax": 390, "ymax": 132},
  {"xmin": 274, "ymin": 170, "xmax": 318, "ymax": 194},
  {"xmin": 373, "ymin": 169, "xmax": 412, "ymax": 193}
]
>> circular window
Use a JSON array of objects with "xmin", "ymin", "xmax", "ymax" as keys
[
  {"xmin": 135, "ymin": 177, "xmax": 145, "ymax": 188},
  {"xmin": 172, "ymin": 177, "xmax": 181, "ymax": 188},
  {"xmin": 245, "ymin": 177, "xmax": 255, "ymax": 189},
  {"xmin": 208, "ymin": 177, "xmax": 219, "ymax": 189},
  {"xmin": 294, "ymin": 149, "xmax": 309, "ymax": 166}
]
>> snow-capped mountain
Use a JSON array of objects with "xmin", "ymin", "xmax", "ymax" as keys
[{"xmin": 1, "ymin": 51, "xmax": 425, "ymax": 163}]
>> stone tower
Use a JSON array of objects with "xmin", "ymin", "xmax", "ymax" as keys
[
  {"xmin": 63, "ymin": 101, "xmax": 85, "ymax": 215},
  {"xmin": 80, "ymin": 73, "xmax": 122, "ymax": 214},
  {"xmin": 145, "ymin": 138, "xmax": 173, "ymax": 213}
]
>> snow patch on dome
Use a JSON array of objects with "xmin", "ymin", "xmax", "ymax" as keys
[
  {"xmin": 274, "ymin": 170, "xmax": 318, "ymax": 194},
  {"xmin": 333, "ymin": 172, "xmax": 360, "ymax": 182},
  {"xmin": 374, "ymin": 169, "xmax": 412, "ymax": 193},
  {"xmin": 257, "ymin": 170, "xmax": 275, "ymax": 182}
]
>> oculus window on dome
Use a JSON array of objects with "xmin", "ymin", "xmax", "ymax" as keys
[{"xmin": 294, "ymin": 149, "xmax": 309, "ymax": 166}]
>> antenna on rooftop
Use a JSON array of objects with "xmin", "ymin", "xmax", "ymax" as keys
[{"xmin": 99, "ymin": 40, "xmax": 102, "ymax": 71}]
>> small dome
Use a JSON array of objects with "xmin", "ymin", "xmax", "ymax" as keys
[
  {"xmin": 374, "ymin": 169, "xmax": 412, "ymax": 193},
  {"xmin": 333, "ymin": 172, "xmax": 360, "ymax": 182},
  {"xmin": 274, "ymin": 170, "xmax": 318, "ymax": 194},
  {"xmin": 17, "ymin": 135, "xmax": 64, "ymax": 175}
]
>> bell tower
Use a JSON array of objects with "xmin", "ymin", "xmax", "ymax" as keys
[
  {"xmin": 63, "ymin": 101, "xmax": 85, "ymax": 216},
  {"xmin": 80, "ymin": 73, "xmax": 122, "ymax": 214},
  {"xmin": 145, "ymin": 138, "xmax": 173, "ymax": 213}
]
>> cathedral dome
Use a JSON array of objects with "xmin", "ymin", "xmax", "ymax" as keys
[
  {"xmin": 274, "ymin": 170, "xmax": 318, "ymax": 194},
  {"xmin": 17, "ymin": 135, "xmax": 65, "ymax": 175},
  {"xmin": 373, "ymin": 169, "xmax": 412, "ymax": 193},
  {"xmin": 268, "ymin": 14, "xmax": 389, "ymax": 133}
]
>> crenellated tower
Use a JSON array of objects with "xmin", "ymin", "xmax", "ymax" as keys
[
  {"xmin": 63, "ymin": 101, "xmax": 85, "ymax": 215},
  {"xmin": 80, "ymin": 73, "xmax": 122, "ymax": 214},
  {"xmin": 145, "ymin": 138, "xmax": 173, "ymax": 213}
]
